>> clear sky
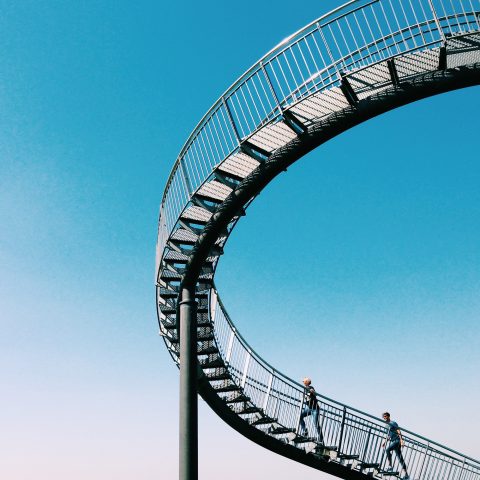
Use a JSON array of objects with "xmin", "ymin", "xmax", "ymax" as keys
[{"xmin": 0, "ymin": 1, "xmax": 479, "ymax": 479}]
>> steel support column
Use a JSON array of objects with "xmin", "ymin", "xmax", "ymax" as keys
[{"xmin": 179, "ymin": 286, "xmax": 198, "ymax": 480}]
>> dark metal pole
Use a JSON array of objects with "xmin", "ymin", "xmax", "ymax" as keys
[{"xmin": 179, "ymin": 285, "xmax": 198, "ymax": 480}]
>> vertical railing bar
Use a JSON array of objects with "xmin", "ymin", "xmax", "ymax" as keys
[
  {"xmin": 450, "ymin": 0, "xmax": 461, "ymax": 32},
  {"xmin": 231, "ymin": 92, "xmax": 248, "ymax": 139},
  {"xmin": 310, "ymin": 31, "xmax": 329, "ymax": 89},
  {"xmin": 208, "ymin": 116, "xmax": 224, "ymax": 163},
  {"xmin": 179, "ymin": 154, "xmax": 194, "ymax": 196},
  {"xmin": 379, "ymin": 1, "xmax": 400, "ymax": 54},
  {"xmin": 205, "ymin": 119, "xmax": 222, "ymax": 162},
  {"xmin": 291, "ymin": 43, "xmax": 309, "ymax": 93},
  {"xmin": 398, "ymin": 0, "xmax": 419, "ymax": 48},
  {"xmin": 361, "ymin": 7, "xmax": 383, "ymax": 61},
  {"xmin": 262, "ymin": 372, "xmax": 274, "ymax": 411},
  {"xmin": 303, "ymin": 34, "xmax": 321, "ymax": 82},
  {"xmin": 296, "ymin": 41, "xmax": 314, "ymax": 94},
  {"xmin": 249, "ymin": 73, "xmax": 268, "ymax": 119},
  {"xmin": 225, "ymin": 330, "xmax": 235, "ymax": 364},
  {"xmin": 221, "ymin": 96, "xmax": 242, "ymax": 144},
  {"xmin": 284, "ymin": 46, "xmax": 303, "ymax": 100},
  {"xmin": 338, "ymin": 17, "xmax": 358, "ymax": 68},
  {"xmin": 328, "ymin": 23, "xmax": 347, "ymax": 69},
  {"xmin": 388, "ymin": 0, "xmax": 409, "ymax": 49},
  {"xmin": 218, "ymin": 103, "xmax": 236, "ymax": 150},
  {"xmin": 436, "ymin": 0, "xmax": 454, "ymax": 35},
  {"xmin": 189, "ymin": 135, "xmax": 206, "ymax": 185},
  {"xmin": 269, "ymin": 58, "xmax": 286, "ymax": 103},
  {"xmin": 337, "ymin": 406, "xmax": 347, "ymax": 453},
  {"xmin": 239, "ymin": 84, "xmax": 255, "ymax": 131},
  {"xmin": 259, "ymin": 67, "xmax": 278, "ymax": 119},
  {"xmin": 190, "ymin": 141, "xmax": 204, "ymax": 189},
  {"xmin": 199, "ymin": 128, "xmax": 215, "ymax": 171},
  {"xmin": 275, "ymin": 56, "xmax": 293, "ymax": 102},
  {"xmin": 468, "ymin": 0, "xmax": 480, "ymax": 29},
  {"xmin": 408, "ymin": 0, "xmax": 427, "ymax": 45},
  {"xmin": 317, "ymin": 23, "xmax": 342, "ymax": 80},
  {"xmin": 199, "ymin": 127, "xmax": 214, "ymax": 170},
  {"xmin": 212, "ymin": 110, "xmax": 230, "ymax": 157},
  {"xmin": 415, "ymin": 0, "xmax": 432, "ymax": 42},
  {"xmin": 333, "ymin": 19, "xmax": 352, "ymax": 68},
  {"xmin": 345, "ymin": 15, "xmax": 365, "ymax": 67},
  {"xmin": 418, "ymin": 442, "xmax": 431, "ymax": 480},
  {"xmin": 370, "ymin": 4, "xmax": 393, "ymax": 58}
]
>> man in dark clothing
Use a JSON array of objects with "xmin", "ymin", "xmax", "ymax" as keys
[
  {"xmin": 382, "ymin": 412, "xmax": 409, "ymax": 480},
  {"xmin": 299, "ymin": 377, "xmax": 324, "ymax": 443}
]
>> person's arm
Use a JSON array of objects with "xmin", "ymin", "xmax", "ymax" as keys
[{"xmin": 397, "ymin": 428, "xmax": 404, "ymax": 446}]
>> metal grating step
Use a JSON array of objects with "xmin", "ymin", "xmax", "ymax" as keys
[
  {"xmin": 212, "ymin": 383, "xmax": 242, "ymax": 393},
  {"xmin": 180, "ymin": 205, "xmax": 212, "ymax": 224},
  {"xmin": 248, "ymin": 120, "xmax": 297, "ymax": 153},
  {"xmin": 337, "ymin": 453, "xmax": 359, "ymax": 460},
  {"xmin": 217, "ymin": 152, "xmax": 260, "ymax": 180},
  {"xmin": 224, "ymin": 393, "xmax": 250, "ymax": 404},
  {"xmin": 347, "ymin": 61, "xmax": 391, "ymax": 90},
  {"xmin": 195, "ymin": 180, "xmax": 233, "ymax": 203},
  {"xmin": 239, "ymin": 405, "xmax": 262, "ymax": 415},
  {"xmin": 164, "ymin": 250, "xmax": 190, "ymax": 264},
  {"xmin": 251, "ymin": 415, "xmax": 277, "ymax": 426},
  {"xmin": 169, "ymin": 227, "xmax": 199, "ymax": 245},
  {"xmin": 289, "ymin": 86, "xmax": 350, "ymax": 123},
  {"xmin": 199, "ymin": 357, "xmax": 225, "ymax": 368},
  {"xmin": 268, "ymin": 425, "xmax": 295, "ymax": 435},
  {"xmin": 395, "ymin": 48, "xmax": 439, "ymax": 78}
]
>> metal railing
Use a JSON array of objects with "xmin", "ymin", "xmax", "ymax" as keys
[
  {"xmin": 157, "ymin": 0, "xmax": 480, "ymax": 270},
  {"xmin": 210, "ymin": 289, "xmax": 480, "ymax": 479},
  {"xmin": 157, "ymin": 1, "xmax": 480, "ymax": 477}
]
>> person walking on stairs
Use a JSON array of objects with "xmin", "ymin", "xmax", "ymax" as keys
[
  {"xmin": 299, "ymin": 377, "xmax": 324, "ymax": 444},
  {"xmin": 382, "ymin": 411, "xmax": 409, "ymax": 480}
]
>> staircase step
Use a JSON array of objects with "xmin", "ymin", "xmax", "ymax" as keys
[
  {"xmin": 239, "ymin": 405, "xmax": 262, "ymax": 415},
  {"xmin": 204, "ymin": 370, "xmax": 231, "ymax": 381},
  {"xmin": 338, "ymin": 454, "xmax": 359, "ymax": 460},
  {"xmin": 169, "ymin": 227, "xmax": 199, "ymax": 245},
  {"xmin": 359, "ymin": 462, "xmax": 380, "ymax": 469},
  {"xmin": 197, "ymin": 344, "xmax": 218, "ymax": 355},
  {"xmin": 199, "ymin": 357, "xmax": 225, "ymax": 368},
  {"xmin": 213, "ymin": 383, "xmax": 242, "ymax": 393},
  {"xmin": 268, "ymin": 426, "xmax": 295, "ymax": 435},
  {"xmin": 224, "ymin": 394, "xmax": 250, "ymax": 404},
  {"xmin": 158, "ymin": 287, "xmax": 179, "ymax": 299},
  {"xmin": 251, "ymin": 415, "xmax": 276, "ymax": 426},
  {"xmin": 180, "ymin": 205, "xmax": 212, "ymax": 225},
  {"xmin": 195, "ymin": 180, "xmax": 232, "ymax": 203},
  {"xmin": 218, "ymin": 151, "xmax": 259, "ymax": 178}
]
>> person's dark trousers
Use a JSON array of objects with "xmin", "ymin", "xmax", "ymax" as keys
[{"xmin": 386, "ymin": 440, "xmax": 407, "ymax": 472}]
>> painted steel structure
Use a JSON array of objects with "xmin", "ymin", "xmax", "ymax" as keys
[{"xmin": 156, "ymin": 1, "xmax": 480, "ymax": 479}]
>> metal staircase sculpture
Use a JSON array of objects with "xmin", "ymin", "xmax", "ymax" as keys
[{"xmin": 156, "ymin": 1, "xmax": 480, "ymax": 479}]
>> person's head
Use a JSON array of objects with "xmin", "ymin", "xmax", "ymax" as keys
[
  {"xmin": 303, "ymin": 377, "xmax": 311, "ymax": 387},
  {"xmin": 382, "ymin": 412, "xmax": 391, "ymax": 422}
]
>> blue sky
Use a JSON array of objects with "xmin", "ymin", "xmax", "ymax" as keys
[{"xmin": 0, "ymin": 1, "xmax": 479, "ymax": 479}]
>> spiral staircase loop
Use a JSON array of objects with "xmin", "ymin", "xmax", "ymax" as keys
[{"xmin": 156, "ymin": 1, "xmax": 480, "ymax": 478}]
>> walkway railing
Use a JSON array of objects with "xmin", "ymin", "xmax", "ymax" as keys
[
  {"xmin": 157, "ymin": 1, "xmax": 480, "ymax": 478},
  {"xmin": 210, "ymin": 289, "xmax": 480, "ymax": 479},
  {"xmin": 157, "ymin": 0, "xmax": 480, "ymax": 269}
]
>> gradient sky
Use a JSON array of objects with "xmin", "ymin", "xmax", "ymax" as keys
[{"xmin": 1, "ymin": 1, "xmax": 479, "ymax": 479}]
